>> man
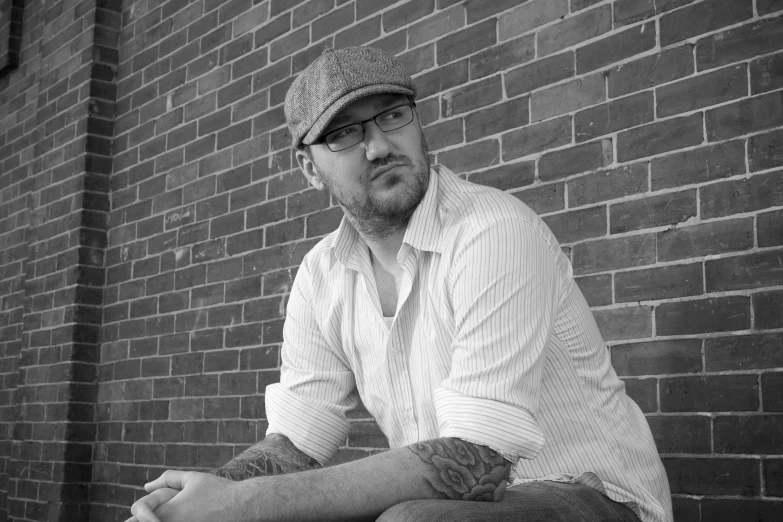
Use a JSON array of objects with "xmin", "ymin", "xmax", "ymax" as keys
[{"xmin": 128, "ymin": 46, "xmax": 673, "ymax": 522}]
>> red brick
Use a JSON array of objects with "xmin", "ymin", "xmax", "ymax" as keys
[
  {"xmin": 706, "ymin": 250, "xmax": 783, "ymax": 292},
  {"xmin": 537, "ymin": 5, "xmax": 612, "ymax": 57},
  {"xmin": 438, "ymin": 139, "xmax": 499, "ymax": 174},
  {"xmin": 568, "ymin": 163, "xmax": 648, "ymax": 208},
  {"xmin": 469, "ymin": 35, "xmax": 535, "ymax": 80},
  {"xmin": 335, "ymin": 16, "xmax": 380, "ymax": 49},
  {"xmin": 398, "ymin": 46, "xmax": 435, "ymax": 77},
  {"xmin": 513, "ymin": 183, "xmax": 565, "ymax": 215},
  {"xmin": 610, "ymin": 189, "xmax": 697, "ymax": 234},
  {"xmin": 423, "ymin": 118, "xmax": 464, "ymax": 151},
  {"xmin": 611, "ymin": 339, "xmax": 702, "ymax": 376},
  {"xmin": 575, "ymin": 273, "xmax": 612, "ymax": 306},
  {"xmin": 505, "ymin": 51, "xmax": 574, "ymax": 98},
  {"xmin": 749, "ymin": 128, "xmax": 783, "ymax": 172},
  {"xmin": 622, "ymin": 377, "xmax": 657, "ymax": 412},
  {"xmin": 651, "ymin": 140, "xmax": 745, "ymax": 190},
  {"xmin": 502, "ymin": 116, "xmax": 571, "ymax": 160},
  {"xmin": 576, "ymin": 22, "xmax": 656, "ymax": 74},
  {"xmin": 442, "ymin": 75, "xmax": 502, "ymax": 117},
  {"xmin": 575, "ymin": 92, "xmax": 654, "ymax": 142},
  {"xmin": 764, "ymin": 373, "xmax": 783, "ymax": 412},
  {"xmin": 204, "ymin": 397, "xmax": 240, "ymax": 418},
  {"xmin": 184, "ymin": 374, "xmax": 219, "ymax": 396},
  {"xmin": 660, "ymin": 0, "xmax": 753, "ymax": 46},
  {"xmin": 615, "ymin": 262, "xmax": 703, "ymax": 303},
  {"xmin": 270, "ymin": 26, "xmax": 309, "ymax": 62},
  {"xmin": 656, "ymin": 296, "xmax": 751, "ymax": 335},
  {"xmin": 662, "ymin": 374, "xmax": 758, "ymax": 412},
  {"xmin": 207, "ymin": 304, "xmax": 242, "ymax": 328},
  {"xmin": 539, "ymin": 140, "xmax": 612, "ymax": 182},
  {"xmin": 170, "ymin": 398, "xmax": 203, "ymax": 421},
  {"xmin": 240, "ymin": 345, "xmax": 280, "ymax": 369},
  {"xmin": 759, "ymin": 0, "xmax": 783, "ymax": 14},
  {"xmin": 498, "ymin": 0, "xmax": 568, "ymax": 41},
  {"xmin": 647, "ymin": 415, "xmax": 711, "ymax": 453},
  {"xmin": 348, "ymin": 422, "xmax": 389, "ymax": 448},
  {"xmin": 531, "ymin": 73, "xmax": 605, "ymax": 122},
  {"xmin": 759, "ymin": 209, "xmax": 783, "ymax": 247},
  {"xmin": 467, "ymin": 161, "xmax": 535, "ymax": 192},
  {"xmin": 356, "ymin": 0, "xmax": 397, "ymax": 19},
  {"xmin": 657, "ymin": 218, "xmax": 754, "ymax": 262},
  {"xmin": 307, "ymin": 207, "xmax": 344, "ymax": 238},
  {"xmin": 608, "ymin": 45, "xmax": 694, "ymax": 98},
  {"xmin": 613, "ymin": 0, "xmax": 694, "ymax": 27},
  {"xmin": 715, "ymin": 415, "xmax": 782, "ymax": 454},
  {"xmin": 465, "ymin": 0, "xmax": 524, "ymax": 23},
  {"xmin": 664, "ymin": 457, "xmax": 760, "ymax": 496},
  {"xmin": 571, "ymin": 0, "xmax": 603, "ymax": 10},
  {"xmin": 702, "ymin": 170, "xmax": 783, "ymax": 219},
  {"xmin": 617, "ymin": 113, "xmax": 703, "ymax": 162},
  {"xmin": 414, "ymin": 60, "xmax": 469, "ymax": 99},
  {"xmin": 754, "ymin": 290, "xmax": 783, "ymax": 330},
  {"xmin": 572, "ymin": 233, "xmax": 656, "ymax": 275},
  {"xmin": 701, "ymin": 499, "xmax": 783, "ymax": 522},
  {"xmin": 543, "ymin": 206, "xmax": 607, "ymax": 244},
  {"xmin": 292, "ymin": 0, "xmax": 332, "ymax": 28},
  {"xmin": 593, "ymin": 305, "xmax": 652, "ymax": 341},
  {"xmin": 659, "ymin": 64, "xmax": 748, "ymax": 119},
  {"xmin": 464, "ymin": 97, "xmax": 528, "ymax": 143},
  {"xmin": 383, "ymin": 0, "xmax": 434, "ymax": 32},
  {"xmin": 219, "ymin": 371, "xmax": 257, "ymax": 395},
  {"xmin": 696, "ymin": 16, "xmax": 783, "ymax": 71},
  {"xmin": 436, "ymin": 19, "xmax": 496, "ymax": 65},
  {"xmin": 408, "ymin": 4, "xmax": 465, "ymax": 48},
  {"xmin": 751, "ymin": 52, "xmax": 783, "ymax": 95}
]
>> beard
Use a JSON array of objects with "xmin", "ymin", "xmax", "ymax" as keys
[{"xmin": 317, "ymin": 136, "xmax": 431, "ymax": 241}]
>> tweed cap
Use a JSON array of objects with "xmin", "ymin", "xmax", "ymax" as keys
[{"xmin": 284, "ymin": 46, "xmax": 417, "ymax": 148}]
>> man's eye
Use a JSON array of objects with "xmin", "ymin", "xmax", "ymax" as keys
[
  {"xmin": 380, "ymin": 110, "xmax": 403, "ymax": 121},
  {"xmin": 331, "ymin": 126, "xmax": 359, "ymax": 140}
]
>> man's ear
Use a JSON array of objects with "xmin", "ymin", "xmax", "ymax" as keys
[{"xmin": 295, "ymin": 147, "xmax": 326, "ymax": 191}]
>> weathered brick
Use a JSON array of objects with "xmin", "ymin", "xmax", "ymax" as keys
[
  {"xmin": 356, "ymin": 0, "xmax": 397, "ymax": 20},
  {"xmin": 751, "ymin": 52, "xmax": 783, "ymax": 95},
  {"xmin": 609, "ymin": 189, "xmax": 697, "ymax": 234},
  {"xmin": 764, "ymin": 373, "xmax": 783, "ymax": 412},
  {"xmin": 383, "ymin": 0, "xmax": 434, "ymax": 33},
  {"xmin": 575, "ymin": 273, "xmax": 612, "ymax": 306},
  {"xmin": 656, "ymin": 296, "xmax": 751, "ymax": 335},
  {"xmin": 502, "ymin": 116, "xmax": 571, "ymax": 160},
  {"xmin": 575, "ymin": 92, "xmax": 654, "ymax": 142},
  {"xmin": 658, "ymin": 64, "xmax": 748, "ymax": 118},
  {"xmin": 664, "ymin": 458, "xmax": 760, "ymax": 496},
  {"xmin": 622, "ymin": 377, "xmax": 657, "ymax": 412},
  {"xmin": 463, "ymin": 97, "xmax": 527, "ymax": 143},
  {"xmin": 531, "ymin": 73, "xmax": 605, "ymax": 122},
  {"xmin": 436, "ymin": 19, "xmax": 496, "ymax": 65},
  {"xmin": 465, "ymin": 0, "xmax": 524, "ymax": 23},
  {"xmin": 658, "ymin": 217, "xmax": 754, "ymax": 262},
  {"xmin": 608, "ymin": 45, "xmax": 694, "ymax": 98},
  {"xmin": 662, "ymin": 374, "xmax": 758, "ymax": 412},
  {"xmin": 292, "ymin": 0, "xmax": 332, "ymax": 28},
  {"xmin": 537, "ymin": 5, "xmax": 612, "ymax": 57},
  {"xmin": 611, "ymin": 339, "xmax": 703, "ymax": 376},
  {"xmin": 701, "ymin": 499, "xmax": 783, "ymax": 522},
  {"xmin": 442, "ymin": 75, "xmax": 502, "ymax": 117},
  {"xmin": 660, "ymin": 0, "xmax": 753, "ymax": 46},
  {"xmin": 647, "ymin": 415, "xmax": 711, "ymax": 453},
  {"xmin": 505, "ymin": 51, "xmax": 574, "ymax": 98},
  {"xmin": 270, "ymin": 26, "xmax": 309, "ymax": 62},
  {"xmin": 539, "ymin": 140, "xmax": 612, "ymax": 182},
  {"xmin": 409, "ymin": 4, "xmax": 465, "ymax": 48},
  {"xmin": 759, "ymin": 209, "xmax": 783, "ymax": 247},
  {"xmin": 311, "ymin": 5, "xmax": 353, "ymax": 42},
  {"xmin": 593, "ymin": 305, "xmax": 652, "ymax": 341},
  {"xmin": 469, "ymin": 35, "xmax": 535, "ymax": 80},
  {"xmin": 512, "ymin": 183, "xmax": 565, "ymax": 215},
  {"xmin": 572, "ymin": 233, "xmax": 656, "ymax": 275},
  {"xmin": 576, "ymin": 22, "xmax": 656, "ymax": 74},
  {"xmin": 398, "ymin": 46, "xmax": 435, "ymax": 77},
  {"xmin": 696, "ymin": 15, "xmax": 783, "ymax": 71},
  {"xmin": 615, "ymin": 263, "xmax": 703, "ymax": 303},
  {"xmin": 415, "ymin": 60, "xmax": 469, "ymax": 99},
  {"xmin": 706, "ymin": 250, "xmax": 783, "ymax": 292},
  {"xmin": 543, "ymin": 206, "xmax": 607, "ymax": 244},
  {"xmin": 651, "ymin": 140, "xmax": 745, "ymax": 190},
  {"xmin": 701, "ymin": 170, "xmax": 783, "ymax": 219},
  {"xmin": 753, "ymin": 290, "xmax": 783, "ymax": 330},
  {"xmin": 438, "ymin": 139, "xmax": 500, "ymax": 174},
  {"xmin": 567, "ymin": 163, "xmax": 648, "ymax": 208},
  {"xmin": 617, "ymin": 113, "xmax": 703, "ymax": 162},
  {"xmin": 498, "ymin": 0, "xmax": 568, "ymax": 41},
  {"xmin": 749, "ymin": 128, "xmax": 783, "ymax": 172},
  {"xmin": 715, "ymin": 415, "xmax": 782, "ymax": 454},
  {"xmin": 466, "ymin": 161, "xmax": 535, "ymax": 191},
  {"xmin": 613, "ymin": 0, "xmax": 694, "ymax": 27},
  {"xmin": 335, "ymin": 16, "xmax": 380, "ymax": 49},
  {"xmin": 423, "ymin": 118, "xmax": 464, "ymax": 151}
]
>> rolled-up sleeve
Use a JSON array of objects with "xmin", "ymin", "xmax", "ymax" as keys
[
  {"xmin": 435, "ymin": 217, "xmax": 561, "ymax": 463},
  {"xmin": 265, "ymin": 261, "xmax": 357, "ymax": 465}
]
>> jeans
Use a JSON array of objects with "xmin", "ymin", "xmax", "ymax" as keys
[{"xmin": 376, "ymin": 481, "xmax": 642, "ymax": 522}]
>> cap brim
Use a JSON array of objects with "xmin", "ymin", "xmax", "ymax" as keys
[{"xmin": 301, "ymin": 84, "xmax": 415, "ymax": 146}]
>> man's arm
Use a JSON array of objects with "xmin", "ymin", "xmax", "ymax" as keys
[
  {"xmin": 131, "ymin": 436, "xmax": 511, "ymax": 522},
  {"xmin": 208, "ymin": 433, "xmax": 320, "ymax": 480}
]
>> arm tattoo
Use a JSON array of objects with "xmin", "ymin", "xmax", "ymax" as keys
[
  {"xmin": 209, "ymin": 433, "xmax": 320, "ymax": 481},
  {"xmin": 409, "ymin": 438, "xmax": 511, "ymax": 501}
]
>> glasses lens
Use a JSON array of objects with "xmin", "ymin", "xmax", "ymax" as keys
[
  {"xmin": 376, "ymin": 104, "xmax": 413, "ymax": 132},
  {"xmin": 325, "ymin": 124, "xmax": 364, "ymax": 151}
]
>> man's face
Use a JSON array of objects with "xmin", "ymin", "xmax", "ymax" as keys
[{"xmin": 296, "ymin": 93, "xmax": 430, "ymax": 238}]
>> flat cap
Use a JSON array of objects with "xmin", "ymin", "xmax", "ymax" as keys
[{"xmin": 284, "ymin": 46, "xmax": 416, "ymax": 148}]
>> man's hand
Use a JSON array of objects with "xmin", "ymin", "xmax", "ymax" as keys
[{"xmin": 125, "ymin": 471, "xmax": 241, "ymax": 522}]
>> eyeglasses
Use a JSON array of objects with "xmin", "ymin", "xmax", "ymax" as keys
[{"xmin": 314, "ymin": 102, "xmax": 417, "ymax": 152}]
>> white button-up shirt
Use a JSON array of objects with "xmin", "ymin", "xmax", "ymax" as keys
[{"xmin": 266, "ymin": 166, "xmax": 672, "ymax": 522}]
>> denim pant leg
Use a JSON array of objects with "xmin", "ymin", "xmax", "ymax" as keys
[{"xmin": 376, "ymin": 481, "xmax": 642, "ymax": 522}]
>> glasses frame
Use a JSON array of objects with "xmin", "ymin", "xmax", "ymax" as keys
[{"xmin": 313, "ymin": 101, "xmax": 418, "ymax": 152}]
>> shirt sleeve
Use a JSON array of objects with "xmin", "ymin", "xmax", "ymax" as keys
[
  {"xmin": 434, "ymin": 217, "xmax": 562, "ymax": 463},
  {"xmin": 265, "ymin": 260, "xmax": 357, "ymax": 465}
]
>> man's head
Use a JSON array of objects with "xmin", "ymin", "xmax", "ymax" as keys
[{"xmin": 284, "ymin": 47, "xmax": 430, "ymax": 240}]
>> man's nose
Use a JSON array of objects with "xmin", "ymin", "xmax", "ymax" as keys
[{"xmin": 363, "ymin": 123, "xmax": 393, "ymax": 162}]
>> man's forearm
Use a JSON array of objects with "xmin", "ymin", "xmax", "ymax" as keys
[
  {"xmin": 209, "ymin": 433, "xmax": 320, "ymax": 480},
  {"xmin": 233, "ymin": 437, "xmax": 511, "ymax": 522}
]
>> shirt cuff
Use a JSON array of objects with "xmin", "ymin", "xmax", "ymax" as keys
[
  {"xmin": 433, "ymin": 387, "xmax": 545, "ymax": 462},
  {"xmin": 265, "ymin": 383, "xmax": 352, "ymax": 465}
]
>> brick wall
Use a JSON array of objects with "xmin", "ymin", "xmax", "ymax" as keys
[{"xmin": 1, "ymin": 0, "xmax": 782, "ymax": 521}]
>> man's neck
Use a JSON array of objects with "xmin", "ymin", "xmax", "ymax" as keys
[{"xmin": 365, "ymin": 228, "xmax": 405, "ymax": 271}]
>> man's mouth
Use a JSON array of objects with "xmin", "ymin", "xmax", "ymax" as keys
[{"xmin": 369, "ymin": 163, "xmax": 403, "ymax": 181}]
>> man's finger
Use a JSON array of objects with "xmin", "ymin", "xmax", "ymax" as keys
[
  {"xmin": 144, "ymin": 469, "xmax": 187, "ymax": 492},
  {"xmin": 131, "ymin": 488, "xmax": 180, "ymax": 522}
]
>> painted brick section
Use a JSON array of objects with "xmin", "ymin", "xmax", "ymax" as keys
[{"xmin": 1, "ymin": 1, "xmax": 781, "ymax": 521}]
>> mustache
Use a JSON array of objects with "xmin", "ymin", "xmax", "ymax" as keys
[{"xmin": 361, "ymin": 154, "xmax": 414, "ymax": 182}]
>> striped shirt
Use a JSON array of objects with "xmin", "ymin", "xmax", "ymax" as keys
[{"xmin": 266, "ymin": 165, "xmax": 672, "ymax": 522}]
